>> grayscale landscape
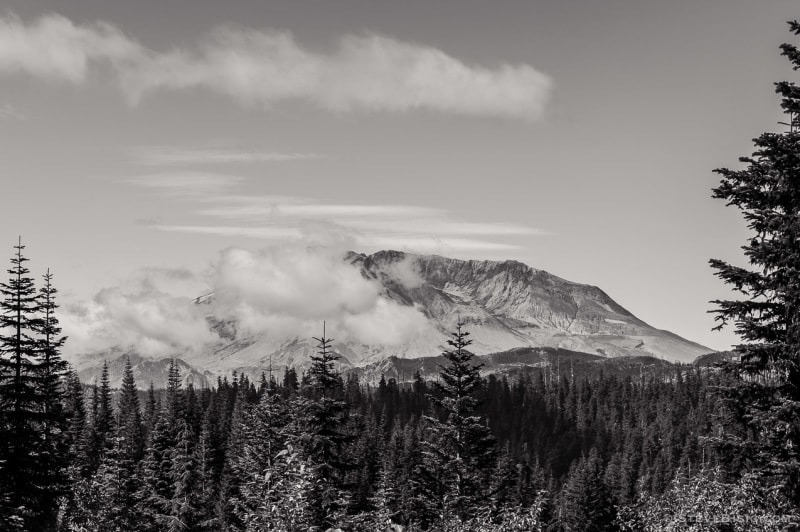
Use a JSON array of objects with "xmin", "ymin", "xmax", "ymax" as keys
[{"xmin": 1, "ymin": 1, "xmax": 799, "ymax": 530}]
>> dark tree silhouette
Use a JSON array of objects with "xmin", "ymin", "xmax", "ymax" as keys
[{"xmin": 710, "ymin": 20, "xmax": 800, "ymax": 508}]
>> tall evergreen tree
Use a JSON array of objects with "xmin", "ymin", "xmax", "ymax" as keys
[
  {"xmin": 421, "ymin": 321, "xmax": 497, "ymax": 523},
  {"xmin": 86, "ymin": 361, "xmax": 115, "ymax": 474},
  {"xmin": 118, "ymin": 356, "xmax": 145, "ymax": 463},
  {"xmin": 140, "ymin": 410, "xmax": 175, "ymax": 530},
  {"xmin": 709, "ymin": 20, "xmax": 800, "ymax": 508},
  {"xmin": 557, "ymin": 449, "xmax": 615, "ymax": 531},
  {"xmin": 296, "ymin": 323, "xmax": 352, "ymax": 528},
  {"xmin": 63, "ymin": 369, "xmax": 87, "ymax": 471},
  {"xmin": 31, "ymin": 268, "xmax": 69, "ymax": 528},
  {"xmin": 0, "ymin": 239, "xmax": 44, "ymax": 528}
]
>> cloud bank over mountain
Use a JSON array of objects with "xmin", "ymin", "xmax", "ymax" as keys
[{"xmin": 61, "ymin": 245, "xmax": 429, "ymax": 358}]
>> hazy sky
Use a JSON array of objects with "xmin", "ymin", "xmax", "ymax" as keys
[{"xmin": 1, "ymin": 0, "xmax": 798, "ymax": 353}]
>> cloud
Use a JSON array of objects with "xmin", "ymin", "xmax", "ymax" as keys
[
  {"xmin": 0, "ymin": 13, "xmax": 552, "ymax": 119},
  {"xmin": 61, "ymin": 268, "xmax": 217, "ymax": 357},
  {"xmin": 125, "ymin": 172, "xmax": 246, "ymax": 198},
  {"xmin": 130, "ymin": 171, "xmax": 545, "ymax": 253},
  {"xmin": 0, "ymin": 103, "xmax": 26, "ymax": 120},
  {"xmin": 380, "ymin": 255, "xmax": 425, "ymax": 290},
  {"xmin": 358, "ymin": 235, "xmax": 523, "ymax": 252},
  {"xmin": 0, "ymin": 13, "xmax": 141, "ymax": 83},
  {"xmin": 197, "ymin": 202, "xmax": 442, "ymax": 221},
  {"xmin": 135, "ymin": 146, "xmax": 322, "ymax": 166},
  {"xmin": 58, "ymin": 244, "xmax": 436, "ymax": 357},
  {"xmin": 154, "ymin": 224, "xmax": 305, "ymax": 240},
  {"xmin": 210, "ymin": 245, "xmax": 428, "ymax": 344}
]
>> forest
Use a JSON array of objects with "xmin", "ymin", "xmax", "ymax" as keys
[
  {"xmin": 0, "ymin": 240, "xmax": 797, "ymax": 531},
  {"xmin": 3, "ymin": 15, "xmax": 800, "ymax": 532}
]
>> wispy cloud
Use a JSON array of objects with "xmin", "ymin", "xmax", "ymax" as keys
[
  {"xmin": 154, "ymin": 225, "xmax": 305, "ymax": 240},
  {"xmin": 129, "ymin": 170, "xmax": 546, "ymax": 253},
  {"xmin": 197, "ymin": 203, "xmax": 442, "ymax": 221},
  {"xmin": 0, "ymin": 13, "xmax": 139, "ymax": 83},
  {"xmin": 135, "ymin": 146, "xmax": 322, "ymax": 166},
  {"xmin": 125, "ymin": 172, "xmax": 246, "ymax": 198},
  {"xmin": 0, "ymin": 103, "xmax": 26, "ymax": 120},
  {"xmin": 0, "ymin": 13, "xmax": 552, "ymax": 119}
]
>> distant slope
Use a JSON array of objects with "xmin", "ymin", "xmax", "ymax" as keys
[
  {"xmin": 73, "ymin": 250, "xmax": 714, "ymax": 383},
  {"xmin": 355, "ymin": 346, "xmax": 680, "ymax": 386},
  {"xmin": 77, "ymin": 352, "xmax": 214, "ymax": 389}
]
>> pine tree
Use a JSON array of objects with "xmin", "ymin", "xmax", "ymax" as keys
[
  {"xmin": 59, "ymin": 369, "xmax": 90, "ymax": 527},
  {"xmin": 140, "ymin": 410, "xmax": 175, "ymax": 530},
  {"xmin": 143, "ymin": 380, "xmax": 159, "ymax": 440},
  {"xmin": 169, "ymin": 419, "xmax": 200, "ymax": 531},
  {"xmin": 31, "ymin": 269, "xmax": 69, "ymax": 527},
  {"xmin": 709, "ymin": 20, "xmax": 800, "ymax": 508},
  {"xmin": 0, "ymin": 239, "xmax": 46, "ymax": 528},
  {"xmin": 63, "ymin": 370, "xmax": 87, "ymax": 462},
  {"xmin": 166, "ymin": 359, "xmax": 186, "ymax": 432},
  {"xmin": 118, "ymin": 356, "xmax": 145, "ymax": 463},
  {"xmin": 295, "ymin": 323, "xmax": 352, "ymax": 528},
  {"xmin": 557, "ymin": 449, "xmax": 615, "ymax": 531},
  {"xmin": 86, "ymin": 361, "xmax": 115, "ymax": 475},
  {"xmin": 420, "ymin": 321, "xmax": 497, "ymax": 523}
]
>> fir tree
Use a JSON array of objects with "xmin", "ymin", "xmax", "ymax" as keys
[
  {"xmin": 32, "ymin": 268, "xmax": 70, "ymax": 528},
  {"xmin": 140, "ymin": 410, "xmax": 175, "ymax": 530},
  {"xmin": 709, "ymin": 20, "xmax": 800, "ymax": 508},
  {"xmin": 421, "ymin": 321, "xmax": 497, "ymax": 523},
  {"xmin": 295, "ymin": 323, "xmax": 353, "ymax": 528},
  {"xmin": 557, "ymin": 449, "xmax": 615, "ymax": 531},
  {"xmin": 0, "ymin": 239, "xmax": 41, "ymax": 524},
  {"xmin": 86, "ymin": 360, "xmax": 115, "ymax": 475},
  {"xmin": 118, "ymin": 356, "xmax": 145, "ymax": 463},
  {"xmin": 169, "ymin": 419, "xmax": 200, "ymax": 532}
]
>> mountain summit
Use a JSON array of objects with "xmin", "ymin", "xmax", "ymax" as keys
[{"xmin": 177, "ymin": 250, "xmax": 710, "ymax": 378}]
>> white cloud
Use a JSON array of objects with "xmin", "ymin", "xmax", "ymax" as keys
[
  {"xmin": 210, "ymin": 245, "xmax": 427, "ymax": 344},
  {"xmin": 380, "ymin": 255, "xmax": 425, "ymax": 289},
  {"xmin": 128, "ymin": 167, "xmax": 547, "ymax": 255},
  {"xmin": 135, "ymin": 146, "xmax": 322, "ymax": 166},
  {"xmin": 358, "ymin": 235, "xmax": 523, "ymax": 252},
  {"xmin": 337, "ymin": 219, "xmax": 546, "ymax": 236},
  {"xmin": 154, "ymin": 224, "xmax": 305, "ymax": 240},
  {"xmin": 56, "ymin": 243, "xmax": 447, "ymax": 357},
  {"xmin": 0, "ymin": 13, "xmax": 141, "ymax": 83},
  {"xmin": 0, "ymin": 13, "xmax": 552, "ymax": 119},
  {"xmin": 125, "ymin": 172, "xmax": 246, "ymax": 198},
  {"xmin": 197, "ymin": 202, "xmax": 442, "ymax": 221},
  {"xmin": 61, "ymin": 268, "xmax": 217, "ymax": 357},
  {"xmin": 0, "ymin": 103, "xmax": 26, "ymax": 120}
]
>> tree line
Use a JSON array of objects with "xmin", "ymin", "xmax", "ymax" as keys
[
  {"xmin": 5, "ymin": 20, "xmax": 800, "ymax": 528},
  {"xmin": 0, "ymin": 241, "xmax": 798, "ymax": 531}
]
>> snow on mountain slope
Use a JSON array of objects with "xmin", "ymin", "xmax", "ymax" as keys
[
  {"xmin": 177, "ymin": 250, "xmax": 711, "ymax": 376},
  {"xmin": 70, "ymin": 250, "xmax": 712, "ymax": 385}
]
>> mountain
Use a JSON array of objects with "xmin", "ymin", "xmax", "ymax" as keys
[
  {"xmin": 76, "ymin": 350, "xmax": 214, "ymax": 389},
  {"xmin": 355, "ymin": 347, "xmax": 679, "ymax": 385},
  {"xmin": 180, "ymin": 250, "xmax": 711, "ymax": 377},
  {"xmin": 71, "ymin": 250, "xmax": 713, "ymax": 387}
]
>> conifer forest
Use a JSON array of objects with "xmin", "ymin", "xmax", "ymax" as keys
[{"xmin": 5, "ymin": 11, "xmax": 800, "ymax": 532}]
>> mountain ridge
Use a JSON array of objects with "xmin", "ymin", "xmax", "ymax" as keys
[{"xmin": 70, "ymin": 250, "xmax": 713, "ymax": 385}]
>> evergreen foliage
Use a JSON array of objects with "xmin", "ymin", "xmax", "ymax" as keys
[
  {"xmin": 3, "ymin": 241, "xmax": 797, "ymax": 530},
  {"xmin": 710, "ymin": 20, "xmax": 800, "ymax": 510},
  {"xmin": 420, "ymin": 321, "xmax": 497, "ymax": 524},
  {"xmin": 0, "ymin": 240, "xmax": 70, "ymax": 529}
]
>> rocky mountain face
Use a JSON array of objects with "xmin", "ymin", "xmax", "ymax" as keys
[
  {"xmin": 352, "ymin": 250, "xmax": 709, "ymax": 361},
  {"xmin": 72, "ymin": 251, "xmax": 713, "ymax": 388},
  {"xmin": 179, "ymin": 250, "xmax": 710, "ymax": 379}
]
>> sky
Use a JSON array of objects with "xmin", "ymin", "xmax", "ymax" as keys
[{"xmin": 1, "ymin": 0, "xmax": 798, "ymax": 355}]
